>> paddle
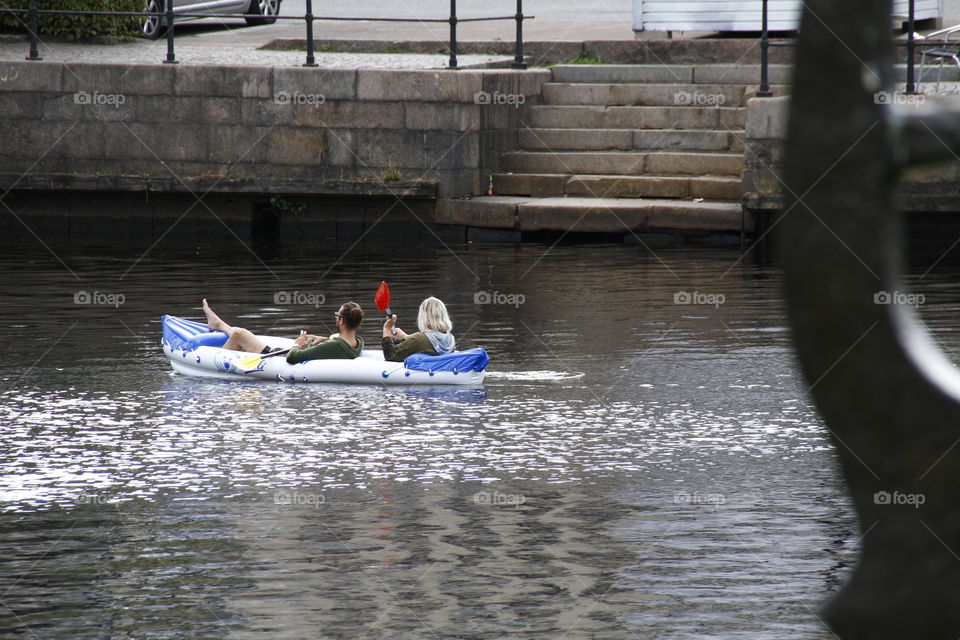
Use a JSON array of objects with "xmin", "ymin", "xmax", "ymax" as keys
[
  {"xmin": 375, "ymin": 281, "xmax": 398, "ymax": 336},
  {"xmin": 235, "ymin": 346, "xmax": 293, "ymax": 373}
]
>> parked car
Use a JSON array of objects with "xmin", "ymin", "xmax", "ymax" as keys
[{"xmin": 142, "ymin": 0, "xmax": 281, "ymax": 39}]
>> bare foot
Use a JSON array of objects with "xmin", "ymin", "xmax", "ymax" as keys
[{"xmin": 202, "ymin": 299, "xmax": 229, "ymax": 333}]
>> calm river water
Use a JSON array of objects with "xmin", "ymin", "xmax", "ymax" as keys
[{"xmin": 3, "ymin": 239, "xmax": 957, "ymax": 638}]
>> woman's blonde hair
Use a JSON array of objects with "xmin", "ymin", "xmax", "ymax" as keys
[{"xmin": 417, "ymin": 297, "xmax": 452, "ymax": 333}]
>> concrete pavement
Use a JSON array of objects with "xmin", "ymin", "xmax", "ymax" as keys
[{"xmin": 164, "ymin": 0, "xmax": 635, "ymax": 50}]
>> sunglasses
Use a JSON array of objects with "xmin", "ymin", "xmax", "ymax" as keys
[{"xmin": 334, "ymin": 311, "xmax": 342, "ymax": 320}]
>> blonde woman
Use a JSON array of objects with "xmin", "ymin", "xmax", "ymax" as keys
[{"xmin": 382, "ymin": 297, "xmax": 456, "ymax": 362}]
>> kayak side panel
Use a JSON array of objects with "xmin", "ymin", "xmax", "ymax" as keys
[{"xmin": 163, "ymin": 344, "xmax": 484, "ymax": 385}]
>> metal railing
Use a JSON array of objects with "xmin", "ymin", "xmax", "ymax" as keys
[
  {"xmin": 4, "ymin": 0, "xmax": 532, "ymax": 69},
  {"xmin": 757, "ymin": 0, "xmax": 945, "ymax": 97}
]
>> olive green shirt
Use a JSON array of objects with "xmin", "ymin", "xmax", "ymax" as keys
[
  {"xmin": 382, "ymin": 332, "xmax": 438, "ymax": 362},
  {"xmin": 286, "ymin": 336, "xmax": 364, "ymax": 363}
]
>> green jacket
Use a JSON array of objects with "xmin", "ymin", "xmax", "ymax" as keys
[
  {"xmin": 286, "ymin": 336, "xmax": 364, "ymax": 364},
  {"xmin": 382, "ymin": 332, "xmax": 437, "ymax": 362}
]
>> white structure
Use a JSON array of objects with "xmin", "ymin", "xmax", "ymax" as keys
[{"xmin": 633, "ymin": 0, "xmax": 943, "ymax": 32}]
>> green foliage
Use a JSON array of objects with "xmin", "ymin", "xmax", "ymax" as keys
[
  {"xmin": 270, "ymin": 197, "xmax": 307, "ymax": 215},
  {"xmin": 0, "ymin": 0, "xmax": 143, "ymax": 41},
  {"xmin": 566, "ymin": 53, "xmax": 604, "ymax": 65}
]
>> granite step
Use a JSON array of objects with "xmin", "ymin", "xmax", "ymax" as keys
[
  {"xmin": 518, "ymin": 128, "xmax": 743, "ymax": 152},
  {"xmin": 550, "ymin": 64, "xmax": 794, "ymax": 86},
  {"xmin": 525, "ymin": 105, "xmax": 747, "ymax": 130},
  {"xmin": 492, "ymin": 173, "xmax": 742, "ymax": 201},
  {"xmin": 502, "ymin": 150, "xmax": 745, "ymax": 177},
  {"xmin": 436, "ymin": 196, "xmax": 746, "ymax": 233},
  {"xmin": 541, "ymin": 83, "xmax": 756, "ymax": 108}
]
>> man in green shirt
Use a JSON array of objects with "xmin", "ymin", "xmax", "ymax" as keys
[{"xmin": 287, "ymin": 302, "xmax": 365, "ymax": 363}]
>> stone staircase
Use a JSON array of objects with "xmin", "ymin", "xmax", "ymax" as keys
[{"xmin": 468, "ymin": 63, "xmax": 790, "ymax": 238}]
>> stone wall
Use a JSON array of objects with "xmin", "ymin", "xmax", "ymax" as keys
[
  {"xmin": 743, "ymin": 95, "xmax": 960, "ymax": 214},
  {"xmin": 0, "ymin": 61, "xmax": 550, "ymax": 200}
]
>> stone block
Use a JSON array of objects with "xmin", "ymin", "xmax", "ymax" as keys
[
  {"xmin": 134, "ymin": 95, "xmax": 235, "ymax": 125},
  {"xmin": 551, "ymin": 65, "xmax": 694, "ymax": 84},
  {"xmin": 718, "ymin": 108, "xmax": 747, "ymax": 129},
  {"xmin": 42, "ymin": 122, "xmax": 107, "ymax": 159},
  {"xmin": 645, "ymin": 152, "xmax": 743, "ymax": 176},
  {"xmin": 693, "ymin": 64, "xmax": 792, "ymax": 85},
  {"xmin": 566, "ymin": 175, "xmax": 690, "ymax": 198},
  {"xmin": 519, "ymin": 197, "xmax": 650, "ymax": 232},
  {"xmin": 357, "ymin": 70, "xmax": 483, "ymax": 102},
  {"xmin": 493, "ymin": 173, "xmax": 567, "ymax": 196},
  {"xmin": 435, "ymin": 197, "xmax": 526, "ymax": 229},
  {"xmin": 0, "ymin": 92, "xmax": 42, "ymax": 119},
  {"xmin": 353, "ymin": 129, "xmax": 480, "ymax": 171},
  {"xmin": 61, "ymin": 63, "xmax": 174, "ymax": 96},
  {"xmin": 903, "ymin": 162, "xmax": 960, "ymax": 184},
  {"xmin": 174, "ymin": 66, "xmax": 272, "ymax": 98},
  {"xmin": 520, "ymin": 128, "xmax": 632, "ymax": 151},
  {"xmin": 405, "ymin": 103, "xmax": 480, "ymax": 131},
  {"xmin": 524, "ymin": 42, "xmax": 585, "ymax": 67},
  {"xmin": 199, "ymin": 97, "xmax": 239, "ymax": 125},
  {"xmin": 646, "ymin": 201, "xmax": 743, "ymax": 231},
  {"xmin": 689, "ymin": 177, "xmax": 742, "ymax": 200},
  {"xmin": 208, "ymin": 125, "xmax": 272, "ymax": 164},
  {"xmin": 543, "ymin": 83, "xmax": 747, "ymax": 108},
  {"xmin": 746, "ymin": 96, "xmax": 790, "ymax": 140},
  {"xmin": 503, "ymin": 151, "xmax": 647, "ymax": 176},
  {"xmin": 437, "ymin": 168, "xmax": 478, "ymax": 198},
  {"xmin": 633, "ymin": 129, "xmax": 732, "ymax": 151},
  {"xmin": 240, "ymin": 98, "xmax": 297, "ymax": 127},
  {"xmin": 104, "ymin": 123, "xmax": 210, "ymax": 164},
  {"xmin": 0, "ymin": 61, "xmax": 62, "ymax": 92},
  {"xmin": 273, "ymin": 68, "xmax": 356, "ymax": 101},
  {"xmin": 300, "ymin": 101, "xmax": 404, "ymax": 129},
  {"xmin": 136, "ymin": 95, "xmax": 199, "ymax": 124}
]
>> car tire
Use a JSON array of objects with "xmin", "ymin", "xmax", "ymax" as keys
[
  {"xmin": 245, "ymin": 0, "xmax": 280, "ymax": 26},
  {"xmin": 142, "ymin": 0, "xmax": 165, "ymax": 39}
]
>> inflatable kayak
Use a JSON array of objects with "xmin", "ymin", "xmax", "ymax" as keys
[{"xmin": 161, "ymin": 315, "xmax": 488, "ymax": 385}]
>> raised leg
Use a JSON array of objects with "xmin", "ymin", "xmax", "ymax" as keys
[
  {"xmin": 202, "ymin": 299, "xmax": 267, "ymax": 353},
  {"xmin": 202, "ymin": 299, "xmax": 231, "ymax": 333}
]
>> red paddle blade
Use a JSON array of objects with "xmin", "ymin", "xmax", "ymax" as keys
[{"xmin": 375, "ymin": 281, "xmax": 391, "ymax": 312}]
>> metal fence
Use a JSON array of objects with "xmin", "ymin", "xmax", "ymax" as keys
[
  {"xmin": 4, "ymin": 0, "xmax": 532, "ymax": 69},
  {"xmin": 758, "ymin": 0, "xmax": 941, "ymax": 96}
]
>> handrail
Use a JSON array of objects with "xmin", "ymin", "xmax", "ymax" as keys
[
  {"xmin": 757, "ymin": 0, "xmax": 953, "ymax": 97},
  {"xmin": 2, "ymin": 0, "xmax": 533, "ymax": 69}
]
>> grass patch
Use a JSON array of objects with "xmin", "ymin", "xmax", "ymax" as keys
[{"xmin": 566, "ymin": 53, "xmax": 604, "ymax": 65}]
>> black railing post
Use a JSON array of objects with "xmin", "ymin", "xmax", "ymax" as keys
[
  {"xmin": 449, "ymin": 0, "xmax": 458, "ymax": 69},
  {"xmin": 163, "ymin": 0, "xmax": 178, "ymax": 64},
  {"xmin": 26, "ymin": 0, "xmax": 42, "ymax": 61},
  {"xmin": 512, "ymin": 0, "xmax": 526, "ymax": 69},
  {"xmin": 304, "ymin": 0, "xmax": 318, "ymax": 67},
  {"xmin": 757, "ymin": 0, "xmax": 773, "ymax": 97},
  {"xmin": 907, "ymin": 0, "xmax": 916, "ymax": 93}
]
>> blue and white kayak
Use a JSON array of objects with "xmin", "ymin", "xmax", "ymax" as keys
[{"xmin": 161, "ymin": 315, "xmax": 488, "ymax": 385}]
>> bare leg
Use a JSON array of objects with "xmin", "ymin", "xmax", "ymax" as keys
[
  {"xmin": 202, "ymin": 299, "xmax": 268, "ymax": 354},
  {"xmin": 222, "ymin": 328, "xmax": 268, "ymax": 354},
  {"xmin": 202, "ymin": 299, "xmax": 231, "ymax": 333}
]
